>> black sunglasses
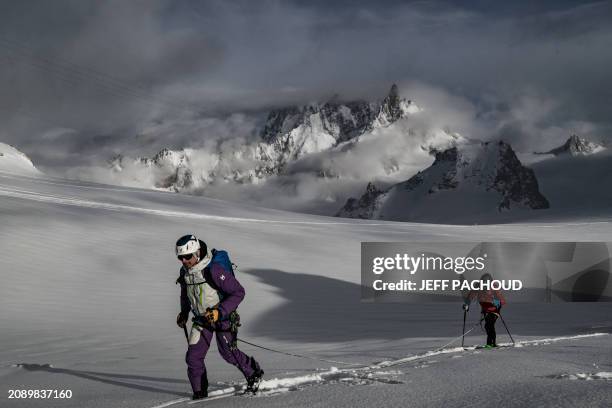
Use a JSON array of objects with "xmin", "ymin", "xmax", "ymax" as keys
[{"xmin": 177, "ymin": 253, "xmax": 194, "ymax": 261}]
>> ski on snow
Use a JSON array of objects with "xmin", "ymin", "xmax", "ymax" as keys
[{"xmin": 150, "ymin": 385, "xmax": 257, "ymax": 408}]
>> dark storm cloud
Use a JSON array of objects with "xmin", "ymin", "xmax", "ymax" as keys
[{"xmin": 0, "ymin": 0, "xmax": 610, "ymax": 171}]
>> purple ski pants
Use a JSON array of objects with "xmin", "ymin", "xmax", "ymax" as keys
[{"xmin": 186, "ymin": 325, "xmax": 255, "ymax": 393}]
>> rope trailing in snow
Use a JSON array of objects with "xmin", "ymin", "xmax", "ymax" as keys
[
  {"xmin": 238, "ymin": 318, "xmax": 485, "ymax": 369},
  {"xmin": 237, "ymin": 337, "xmax": 363, "ymax": 366},
  {"xmin": 436, "ymin": 317, "xmax": 485, "ymax": 352},
  {"xmin": 378, "ymin": 317, "xmax": 487, "ymax": 369}
]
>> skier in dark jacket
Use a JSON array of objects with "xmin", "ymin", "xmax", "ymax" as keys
[
  {"xmin": 463, "ymin": 273, "xmax": 506, "ymax": 348},
  {"xmin": 175, "ymin": 234, "xmax": 263, "ymax": 400}
]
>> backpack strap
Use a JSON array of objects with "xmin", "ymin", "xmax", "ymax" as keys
[
  {"xmin": 204, "ymin": 248, "xmax": 223, "ymax": 292},
  {"xmin": 203, "ymin": 265, "xmax": 221, "ymax": 292},
  {"xmin": 175, "ymin": 267, "xmax": 186, "ymax": 285}
]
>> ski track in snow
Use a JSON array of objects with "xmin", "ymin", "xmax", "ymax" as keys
[
  {"xmin": 0, "ymin": 171, "xmax": 157, "ymax": 194},
  {"xmin": 147, "ymin": 333, "xmax": 609, "ymax": 408},
  {"xmin": 0, "ymin": 185, "xmax": 390, "ymax": 225},
  {"xmin": 2, "ymin": 182, "xmax": 612, "ymax": 229},
  {"xmin": 547, "ymin": 372, "xmax": 612, "ymax": 381}
]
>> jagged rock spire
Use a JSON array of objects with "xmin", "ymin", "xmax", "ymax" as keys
[{"xmin": 379, "ymin": 84, "xmax": 403, "ymax": 123}]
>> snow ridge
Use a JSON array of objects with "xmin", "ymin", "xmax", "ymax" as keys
[{"xmin": 0, "ymin": 143, "xmax": 42, "ymax": 176}]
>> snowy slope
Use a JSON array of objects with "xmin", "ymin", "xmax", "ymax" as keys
[
  {"xmin": 0, "ymin": 142, "xmax": 43, "ymax": 176},
  {"xmin": 0, "ymin": 172, "xmax": 611, "ymax": 408}
]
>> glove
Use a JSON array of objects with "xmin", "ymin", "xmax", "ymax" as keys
[
  {"xmin": 205, "ymin": 308, "xmax": 220, "ymax": 324},
  {"xmin": 462, "ymin": 303, "xmax": 469, "ymax": 312},
  {"xmin": 176, "ymin": 312, "xmax": 188, "ymax": 328}
]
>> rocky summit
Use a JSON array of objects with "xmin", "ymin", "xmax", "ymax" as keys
[
  {"xmin": 109, "ymin": 84, "xmax": 422, "ymax": 191},
  {"xmin": 537, "ymin": 135, "xmax": 605, "ymax": 157},
  {"xmin": 255, "ymin": 84, "xmax": 419, "ymax": 176},
  {"xmin": 336, "ymin": 141, "xmax": 550, "ymax": 222}
]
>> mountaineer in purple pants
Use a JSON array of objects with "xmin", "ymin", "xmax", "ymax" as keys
[{"xmin": 174, "ymin": 235, "xmax": 263, "ymax": 400}]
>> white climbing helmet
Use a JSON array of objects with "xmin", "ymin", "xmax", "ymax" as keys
[{"xmin": 175, "ymin": 234, "xmax": 201, "ymax": 256}]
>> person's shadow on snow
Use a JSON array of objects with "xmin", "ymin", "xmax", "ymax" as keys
[
  {"xmin": 243, "ymin": 268, "xmax": 462, "ymax": 342},
  {"xmin": 14, "ymin": 363, "xmax": 189, "ymax": 397},
  {"xmin": 242, "ymin": 269, "xmax": 612, "ymax": 343}
]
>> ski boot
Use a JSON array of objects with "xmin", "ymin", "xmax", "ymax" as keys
[
  {"xmin": 245, "ymin": 357, "xmax": 264, "ymax": 394},
  {"xmin": 483, "ymin": 343, "xmax": 497, "ymax": 349},
  {"xmin": 192, "ymin": 374, "xmax": 208, "ymax": 400},
  {"xmin": 192, "ymin": 390, "xmax": 207, "ymax": 400}
]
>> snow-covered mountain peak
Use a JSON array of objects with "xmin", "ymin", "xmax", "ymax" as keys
[
  {"xmin": 107, "ymin": 148, "xmax": 198, "ymax": 192},
  {"xmin": 256, "ymin": 84, "xmax": 420, "ymax": 176},
  {"xmin": 0, "ymin": 142, "xmax": 42, "ymax": 176},
  {"xmin": 260, "ymin": 84, "xmax": 417, "ymax": 146},
  {"xmin": 336, "ymin": 140, "xmax": 550, "ymax": 222},
  {"xmin": 142, "ymin": 147, "xmax": 188, "ymax": 168},
  {"xmin": 373, "ymin": 83, "xmax": 420, "ymax": 127},
  {"xmin": 540, "ymin": 135, "xmax": 605, "ymax": 157},
  {"xmin": 103, "ymin": 84, "xmax": 463, "ymax": 210},
  {"xmin": 109, "ymin": 147, "xmax": 188, "ymax": 171}
]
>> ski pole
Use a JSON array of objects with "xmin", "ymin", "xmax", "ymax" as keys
[
  {"xmin": 461, "ymin": 309, "xmax": 467, "ymax": 347},
  {"xmin": 183, "ymin": 325, "xmax": 189, "ymax": 342},
  {"xmin": 498, "ymin": 313, "xmax": 515, "ymax": 344}
]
